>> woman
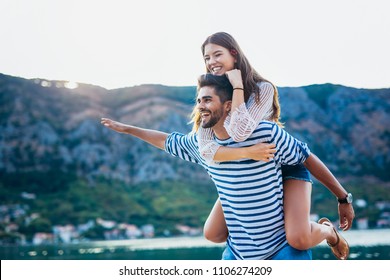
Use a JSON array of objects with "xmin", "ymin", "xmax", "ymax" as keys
[{"xmin": 192, "ymin": 32, "xmax": 354, "ymax": 260}]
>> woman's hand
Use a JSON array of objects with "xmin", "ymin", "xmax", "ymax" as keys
[
  {"xmin": 244, "ymin": 142, "xmax": 277, "ymax": 162},
  {"xmin": 225, "ymin": 69, "xmax": 243, "ymax": 88}
]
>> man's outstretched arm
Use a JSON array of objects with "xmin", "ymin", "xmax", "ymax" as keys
[{"xmin": 101, "ymin": 118, "xmax": 168, "ymax": 150}]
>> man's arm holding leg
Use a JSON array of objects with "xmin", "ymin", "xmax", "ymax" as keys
[{"xmin": 101, "ymin": 118, "xmax": 168, "ymax": 150}]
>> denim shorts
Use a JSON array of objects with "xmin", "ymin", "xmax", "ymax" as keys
[
  {"xmin": 281, "ymin": 164, "xmax": 312, "ymax": 183},
  {"xmin": 222, "ymin": 244, "xmax": 312, "ymax": 260}
]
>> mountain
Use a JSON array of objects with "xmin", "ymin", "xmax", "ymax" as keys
[
  {"xmin": 0, "ymin": 74, "xmax": 203, "ymax": 184},
  {"xmin": 279, "ymin": 83, "xmax": 390, "ymax": 180},
  {"xmin": 0, "ymin": 73, "xmax": 389, "ymax": 240},
  {"xmin": 1, "ymin": 73, "xmax": 389, "ymax": 182}
]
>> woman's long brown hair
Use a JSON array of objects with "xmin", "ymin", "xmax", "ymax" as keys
[{"xmin": 191, "ymin": 32, "xmax": 283, "ymax": 132}]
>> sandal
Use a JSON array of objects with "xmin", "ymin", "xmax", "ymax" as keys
[{"xmin": 318, "ymin": 217, "xmax": 350, "ymax": 260}]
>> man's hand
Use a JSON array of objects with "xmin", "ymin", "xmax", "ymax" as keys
[
  {"xmin": 101, "ymin": 118, "xmax": 128, "ymax": 133},
  {"xmin": 244, "ymin": 142, "xmax": 277, "ymax": 162},
  {"xmin": 338, "ymin": 203, "xmax": 355, "ymax": 231}
]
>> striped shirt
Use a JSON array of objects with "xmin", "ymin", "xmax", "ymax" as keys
[{"xmin": 165, "ymin": 121, "xmax": 311, "ymax": 260}]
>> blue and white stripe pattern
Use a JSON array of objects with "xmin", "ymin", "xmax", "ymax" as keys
[{"xmin": 165, "ymin": 121, "xmax": 310, "ymax": 260}]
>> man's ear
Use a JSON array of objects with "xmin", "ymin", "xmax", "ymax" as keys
[{"xmin": 224, "ymin": 100, "xmax": 232, "ymax": 112}]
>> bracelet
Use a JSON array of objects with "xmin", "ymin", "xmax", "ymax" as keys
[{"xmin": 233, "ymin": 87, "xmax": 244, "ymax": 91}]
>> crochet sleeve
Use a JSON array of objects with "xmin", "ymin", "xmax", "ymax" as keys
[
  {"xmin": 225, "ymin": 82, "xmax": 274, "ymax": 142},
  {"xmin": 197, "ymin": 126, "xmax": 221, "ymax": 164}
]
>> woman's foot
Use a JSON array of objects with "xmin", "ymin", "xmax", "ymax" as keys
[{"xmin": 318, "ymin": 217, "xmax": 350, "ymax": 260}]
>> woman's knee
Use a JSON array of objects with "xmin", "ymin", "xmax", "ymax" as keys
[
  {"xmin": 286, "ymin": 231, "xmax": 312, "ymax": 250},
  {"xmin": 203, "ymin": 199, "xmax": 228, "ymax": 243},
  {"xmin": 203, "ymin": 226, "xmax": 228, "ymax": 243}
]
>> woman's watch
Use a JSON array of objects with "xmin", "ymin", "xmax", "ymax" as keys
[{"xmin": 337, "ymin": 193, "xmax": 353, "ymax": 204}]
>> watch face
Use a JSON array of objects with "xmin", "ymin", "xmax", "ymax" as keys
[{"xmin": 347, "ymin": 193, "xmax": 353, "ymax": 203}]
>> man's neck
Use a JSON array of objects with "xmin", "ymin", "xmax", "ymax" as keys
[{"xmin": 212, "ymin": 123, "xmax": 230, "ymax": 140}]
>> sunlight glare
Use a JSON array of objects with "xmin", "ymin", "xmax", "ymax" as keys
[{"xmin": 64, "ymin": 81, "xmax": 79, "ymax": 89}]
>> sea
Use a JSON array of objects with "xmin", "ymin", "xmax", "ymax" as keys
[{"xmin": 1, "ymin": 229, "xmax": 390, "ymax": 260}]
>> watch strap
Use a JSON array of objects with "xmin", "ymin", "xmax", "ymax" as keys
[
  {"xmin": 338, "ymin": 193, "xmax": 352, "ymax": 204},
  {"xmin": 338, "ymin": 197, "xmax": 348, "ymax": 204}
]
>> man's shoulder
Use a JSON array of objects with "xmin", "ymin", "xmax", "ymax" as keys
[
  {"xmin": 256, "ymin": 120, "xmax": 278, "ymax": 129},
  {"xmin": 247, "ymin": 121, "xmax": 278, "ymax": 139},
  {"xmin": 170, "ymin": 131, "xmax": 198, "ymax": 142},
  {"xmin": 166, "ymin": 132, "xmax": 200, "ymax": 154}
]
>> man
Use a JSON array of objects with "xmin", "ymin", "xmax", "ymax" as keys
[{"xmin": 101, "ymin": 74, "xmax": 313, "ymax": 260}]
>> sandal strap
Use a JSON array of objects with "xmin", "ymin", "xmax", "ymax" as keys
[{"xmin": 327, "ymin": 227, "xmax": 340, "ymax": 247}]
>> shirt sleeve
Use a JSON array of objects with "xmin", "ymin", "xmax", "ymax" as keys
[
  {"xmin": 224, "ymin": 82, "xmax": 275, "ymax": 142},
  {"xmin": 164, "ymin": 132, "xmax": 204, "ymax": 165},
  {"xmin": 270, "ymin": 123, "xmax": 311, "ymax": 165},
  {"xmin": 197, "ymin": 126, "xmax": 221, "ymax": 164}
]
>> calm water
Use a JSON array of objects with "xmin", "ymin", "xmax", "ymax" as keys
[
  {"xmin": 2, "ymin": 244, "xmax": 389, "ymax": 260},
  {"xmin": 2, "ymin": 229, "xmax": 390, "ymax": 260}
]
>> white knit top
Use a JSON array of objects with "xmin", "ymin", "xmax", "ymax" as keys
[{"xmin": 198, "ymin": 81, "xmax": 275, "ymax": 163}]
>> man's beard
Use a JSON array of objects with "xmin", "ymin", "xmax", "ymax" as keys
[{"xmin": 201, "ymin": 108, "xmax": 223, "ymax": 129}]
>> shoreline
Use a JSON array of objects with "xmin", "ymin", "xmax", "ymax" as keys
[
  {"xmin": 39, "ymin": 229, "xmax": 390, "ymax": 250},
  {"xmin": 87, "ymin": 228, "xmax": 390, "ymax": 249},
  {"xmin": 3, "ymin": 229, "xmax": 389, "ymax": 250}
]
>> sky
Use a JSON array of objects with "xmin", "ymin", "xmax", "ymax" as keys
[{"xmin": 0, "ymin": 0, "xmax": 389, "ymax": 90}]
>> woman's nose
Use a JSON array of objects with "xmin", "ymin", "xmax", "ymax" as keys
[{"xmin": 207, "ymin": 56, "xmax": 216, "ymax": 66}]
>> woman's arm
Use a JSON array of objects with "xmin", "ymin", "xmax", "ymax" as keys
[
  {"xmin": 304, "ymin": 153, "xmax": 355, "ymax": 230},
  {"xmin": 214, "ymin": 142, "xmax": 277, "ymax": 162},
  {"xmin": 225, "ymin": 69, "xmax": 245, "ymax": 115},
  {"xmin": 198, "ymin": 126, "xmax": 276, "ymax": 163},
  {"xmin": 224, "ymin": 70, "xmax": 274, "ymax": 142}
]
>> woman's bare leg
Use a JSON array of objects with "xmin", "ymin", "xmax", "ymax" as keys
[
  {"xmin": 284, "ymin": 179, "xmax": 337, "ymax": 250},
  {"xmin": 203, "ymin": 198, "xmax": 228, "ymax": 243}
]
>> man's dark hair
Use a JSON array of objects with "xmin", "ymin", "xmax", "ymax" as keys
[{"xmin": 197, "ymin": 74, "xmax": 233, "ymax": 103}]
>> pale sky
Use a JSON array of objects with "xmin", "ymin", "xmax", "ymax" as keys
[{"xmin": 0, "ymin": 0, "xmax": 389, "ymax": 89}]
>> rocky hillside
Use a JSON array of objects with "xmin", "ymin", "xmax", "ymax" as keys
[
  {"xmin": 279, "ymin": 83, "xmax": 390, "ymax": 180},
  {"xmin": 1, "ymin": 73, "xmax": 389, "ymax": 185}
]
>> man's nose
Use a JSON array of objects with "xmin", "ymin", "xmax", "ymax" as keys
[{"xmin": 197, "ymin": 101, "xmax": 205, "ymax": 110}]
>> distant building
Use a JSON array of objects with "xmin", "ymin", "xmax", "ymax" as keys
[
  {"xmin": 96, "ymin": 218, "xmax": 117, "ymax": 229},
  {"xmin": 376, "ymin": 201, "xmax": 390, "ymax": 211},
  {"xmin": 104, "ymin": 228, "xmax": 121, "ymax": 240},
  {"xmin": 175, "ymin": 224, "xmax": 202, "ymax": 236},
  {"xmin": 122, "ymin": 224, "xmax": 142, "ymax": 239},
  {"xmin": 77, "ymin": 220, "xmax": 95, "ymax": 234},
  {"xmin": 5, "ymin": 223, "xmax": 19, "ymax": 233},
  {"xmin": 377, "ymin": 212, "xmax": 390, "ymax": 228},
  {"xmin": 141, "ymin": 224, "xmax": 155, "ymax": 238},
  {"xmin": 52, "ymin": 224, "xmax": 78, "ymax": 243},
  {"xmin": 355, "ymin": 199, "xmax": 367, "ymax": 208},
  {"xmin": 356, "ymin": 218, "xmax": 369, "ymax": 229},
  {"xmin": 33, "ymin": 233, "xmax": 54, "ymax": 245},
  {"xmin": 21, "ymin": 192, "xmax": 36, "ymax": 200}
]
